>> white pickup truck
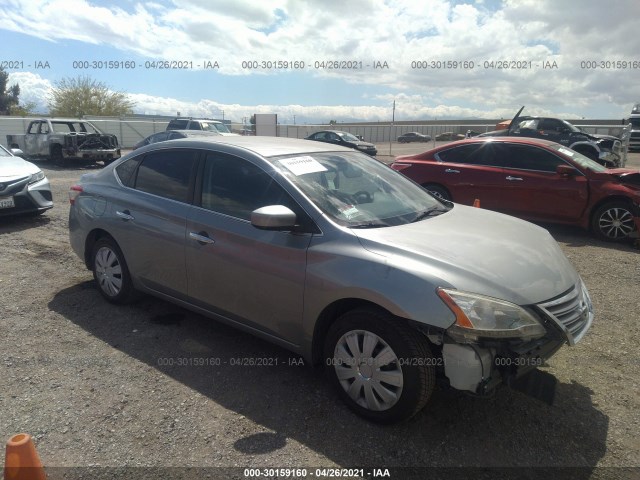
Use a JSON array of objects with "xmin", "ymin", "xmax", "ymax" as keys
[{"xmin": 7, "ymin": 118, "xmax": 121, "ymax": 165}]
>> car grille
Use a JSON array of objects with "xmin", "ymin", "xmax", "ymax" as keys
[
  {"xmin": 0, "ymin": 176, "xmax": 29, "ymax": 196},
  {"xmin": 536, "ymin": 282, "xmax": 593, "ymax": 346}
]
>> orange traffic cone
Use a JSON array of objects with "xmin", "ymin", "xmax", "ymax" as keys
[
  {"xmin": 4, "ymin": 434, "xmax": 46, "ymax": 480},
  {"xmin": 473, "ymin": 198, "xmax": 481, "ymax": 208}
]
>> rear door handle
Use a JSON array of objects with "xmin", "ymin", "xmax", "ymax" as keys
[
  {"xmin": 116, "ymin": 210, "xmax": 134, "ymax": 221},
  {"xmin": 445, "ymin": 169, "xmax": 460, "ymax": 173},
  {"xmin": 189, "ymin": 231, "xmax": 215, "ymax": 245},
  {"xmin": 506, "ymin": 176, "xmax": 523, "ymax": 181}
]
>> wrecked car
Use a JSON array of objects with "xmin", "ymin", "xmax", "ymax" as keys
[
  {"xmin": 7, "ymin": 118, "xmax": 121, "ymax": 166},
  {"xmin": 480, "ymin": 107, "xmax": 625, "ymax": 168}
]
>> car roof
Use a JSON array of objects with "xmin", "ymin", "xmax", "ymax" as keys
[
  {"xmin": 163, "ymin": 130, "xmax": 221, "ymax": 136},
  {"xmin": 138, "ymin": 136, "xmax": 354, "ymax": 157},
  {"xmin": 314, "ymin": 130, "xmax": 351, "ymax": 134},
  {"xmin": 397, "ymin": 136, "xmax": 566, "ymax": 159}
]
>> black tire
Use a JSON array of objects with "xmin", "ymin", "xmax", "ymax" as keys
[
  {"xmin": 91, "ymin": 237, "xmax": 137, "ymax": 304},
  {"xmin": 324, "ymin": 308, "xmax": 435, "ymax": 424},
  {"xmin": 591, "ymin": 201, "xmax": 637, "ymax": 242},
  {"xmin": 423, "ymin": 184, "xmax": 451, "ymax": 201},
  {"xmin": 50, "ymin": 145, "xmax": 66, "ymax": 166}
]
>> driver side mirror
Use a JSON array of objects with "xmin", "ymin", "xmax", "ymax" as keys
[
  {"xmin": 556, "ymin": 164, "xmax": 577, "ymax": 176},
  {"xmin": 10, "ymin": 148, "xmax": 25, "ymax": 158},
  {"xmin": 251, "ymin": 205, "xmax": 297, "ymax": 230}
]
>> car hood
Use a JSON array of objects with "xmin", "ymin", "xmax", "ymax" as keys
[
  {"xmin": 0, "ymin": 156, "xmax": 40, "ymax": 179},
  {"xmin": 351, "ymin": 141, "xmax": 375, "ymax": 148},
  {"xmin": 589, "ymin": 133, "xmax": 619, "ymax": 141},
  {"xmin": 351, "ymin": 205, "xmax": 578, "ymax": 305},
  {"xmin": 602, "ymin": 168, "xmax": 640, "ymax": 186}
]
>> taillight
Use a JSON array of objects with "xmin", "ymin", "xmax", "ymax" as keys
[{"xmin": 69, "ymin": 185, "xmax": 83, "ymax": 205}]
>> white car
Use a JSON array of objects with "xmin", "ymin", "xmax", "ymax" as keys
[{"xmin": 0, "ymin": 145, "xmax": 53, "ymax": 216}]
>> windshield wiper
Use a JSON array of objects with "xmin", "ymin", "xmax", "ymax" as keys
[
  {"xmin": 350, "ymin": 222, "xmax": 389, "ymax": 229},
  {"xmin": 411, "ymin": 206, "xmax": 449, "ymax": 223}
]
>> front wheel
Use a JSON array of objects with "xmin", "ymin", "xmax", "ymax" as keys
[
  {"xmin": 423, "ymin": 184, "xmax": 451, "ymax": 201},
  {"xmin": 91, "ymin": 237, "xmax": 137, "ymax": 303},
  {"xmin": 591, "ymin": 202, "xmax": 637, "ymax": 241},
  {"xmin": 324, "ymin": 308, "xmax": 435, "ymax": 423}
]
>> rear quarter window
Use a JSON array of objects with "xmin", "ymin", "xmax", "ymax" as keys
[{"xmin": 134, "ymin": 150, "xmax": 198, "ymax": 202}]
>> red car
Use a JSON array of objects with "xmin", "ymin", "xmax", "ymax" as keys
[{"xmin": 391, "ymin": 137, "xmax": 640, "ymax": 241}]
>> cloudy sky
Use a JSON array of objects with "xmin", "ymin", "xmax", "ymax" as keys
[{"xmin": 1, "ymin": 0, "xmax": 638, "ymax": 124}]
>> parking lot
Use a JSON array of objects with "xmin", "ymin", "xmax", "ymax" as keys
[{"xmin": 1, "ymin": 143, "xmax": 639, "ymax": 479}]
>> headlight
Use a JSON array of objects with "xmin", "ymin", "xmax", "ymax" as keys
[
  {"xmin": 29, "ymin": 171, "xmax": 45, "ymax": 184},
  {"xmin": 437, "ymin": 288, "xmax": 546, "ymax": 342}
]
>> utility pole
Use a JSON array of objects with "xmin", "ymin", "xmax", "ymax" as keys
[{"xmin": 389, "ymin": 100, "xmax": 395, "ymax": 155}]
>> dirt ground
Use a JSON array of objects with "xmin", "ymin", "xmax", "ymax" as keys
[{"xmin": 1, "ymin": 147, "xmax": 639, "ymax": 480}]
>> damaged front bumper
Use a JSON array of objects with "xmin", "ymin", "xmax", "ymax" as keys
[
  {"xmin": 440, "ymin": 280, "xmax": 594, "ymax": 403},
  {"xmin": 63, "ymin": 147, "xmax": 121, "ymax": 161}
]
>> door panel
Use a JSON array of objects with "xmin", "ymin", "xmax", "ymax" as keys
[
  {"xmin": 186, "ymin": 210, "xmax": 310, "ymax": 343},
  {"xmin": 494, "ymin": 144, "xmax": 589, "ymax": 221},
  {"xmin": 185, "ymin": 152, "xmax": 312, "ymax": 344},
  {"xmin": 432, "ymin": 143, "xmax": 505, "ymax": 208},
  {"xmin": 111, "ymin": 149, "xmax": 198, "ymax": 297}
]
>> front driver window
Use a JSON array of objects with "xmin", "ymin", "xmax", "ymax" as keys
[{"xmin": 200, "ymin": 154, "xmax": 304, "ymax": 223}]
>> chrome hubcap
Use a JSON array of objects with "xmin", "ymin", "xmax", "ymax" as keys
[
  {"xmin": 598, "ymin": 207, "xmax": 635, "ymax": 239},
  {"xmin": 95, "ymin": 246, "xmax": 123, "ymax": 296},
  {"xmin": 333, "ymin": 330, "xmax": 403, "ymax": 411}
]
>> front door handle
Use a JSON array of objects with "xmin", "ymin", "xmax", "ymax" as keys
[
  {"xmin": 116, "ymin": 210, "xmax": 134, "ymax": 221},
  {"xmin": 506, "ymin": 176, "xmax": 523, "ymax": 181},
  {"xmin": 189, "ymin": 231, "xmax": 215, "ymax": 245},
  {"xmin": 445, "ymin": 169, "xmax": 460, "ymax": 173}
]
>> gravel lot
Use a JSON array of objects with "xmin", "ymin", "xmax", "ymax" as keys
[{"xmin": 1, "ymin": 145, "xmax": 639, "ymax": 480}]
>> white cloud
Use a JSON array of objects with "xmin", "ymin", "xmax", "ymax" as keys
[{"xmin": 1, "ymin": 0, "xmax": 638, "ymax": 120}]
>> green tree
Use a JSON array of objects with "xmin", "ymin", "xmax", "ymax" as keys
[
  {"xmin": 0, "ymin": 67, "xmax": 20, "ymax": 115},
  {"xmin": 11, "ymin": 101, "xmax": 37, "ymax": 116},
  {"xmin": 48, "ymin": 76, "xmax": 135, "ymax": 117}
]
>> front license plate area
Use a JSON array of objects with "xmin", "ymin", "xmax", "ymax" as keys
[{"xmin": 0, "ymin": 196, "xmax": 15, "ymax": 209}]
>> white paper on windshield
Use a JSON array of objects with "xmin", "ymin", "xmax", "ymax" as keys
[
  {"xmin": 279, "ymin": 156, "xmax": 327, "ymax": 175},
  {"xmin": 558, "ymin": 147, "xmax": 575, "ymax": 157}
]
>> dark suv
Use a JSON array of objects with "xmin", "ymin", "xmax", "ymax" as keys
[
  {"xmin": 166, "ymin": 118, "xmax": 235, "ymax": 135},
  {"xmin": 480, "ymin": 107, "xmax": 624, "ymax": 168}
]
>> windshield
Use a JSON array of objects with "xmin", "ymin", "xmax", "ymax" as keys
[
  {"xmin": 550, "ymin": 144, "xmax": 608, "ymax": 173},
  {"xmin": 337, "ymin": 132, "xmax": 360, "ymax": 142},
  {"xmin": 270, "ymin": 151, "xmax": 447, "ymax": 228},
  {"xmin": 0, "ymin": 144, "xmax": 12, "ymax": 156},
  {"xmin": 560, "ymin": 119, "xmax": 581, "ymax": 133},
  {"xmin": 201, "ymin": 122, "xmax": 231, "ymax": 133}
]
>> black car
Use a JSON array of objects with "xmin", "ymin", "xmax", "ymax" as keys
[
  {"xmin": 480, "ymin": 107, "xmax": 624, "ymax": 168},
  {"xmin": 305, "ymin": 130, "xmax": 377, "ymax": 156},
  {"xmin": 397, "ymin": 132, "xmax": 432, "ymax": 143},
  {"xmin": 132, "ymin": 130, "xmax": 221, "ymax": 150}
]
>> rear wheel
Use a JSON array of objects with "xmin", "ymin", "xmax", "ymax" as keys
[
  {"xmin": 591, "ymin": 201, "xmax": 637, "ymax": 241},
  {"xmin": 324, "ymin": 308, "xmax": 435, "ymax": 423},
  {"xmin": 91, "ymin": 237, "xmax": 137, "ymax": 303},
  {"xmin": 423, "ymin": 184, "xmax": 451, "ymax": 201}
]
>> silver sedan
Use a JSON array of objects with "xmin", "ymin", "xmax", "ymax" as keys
[
  {"xmin": 0, "ymin": 145, "xmax": 53, "ymax": 216},
  {"xmin": 68, "ymin": 137, "xmax": 592, "ymax": 423}
]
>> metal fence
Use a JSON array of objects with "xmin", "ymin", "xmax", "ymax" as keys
[{"xmin": 0, "ymin": 116, "xmax": 631, "ymax": 150}]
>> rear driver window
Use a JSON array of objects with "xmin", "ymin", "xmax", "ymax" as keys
[{"xmin": 134, "ymin": 150, "xmax": 197, "ymax": 202}]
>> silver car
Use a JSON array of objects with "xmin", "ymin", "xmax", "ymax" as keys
[
  {"xmin": 0, "ymin": 144, "xmax": 53, "ymax": 216},
  {"xmin": 68, "ymin": 137, "xmax": 593, "ymax": 423}
]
